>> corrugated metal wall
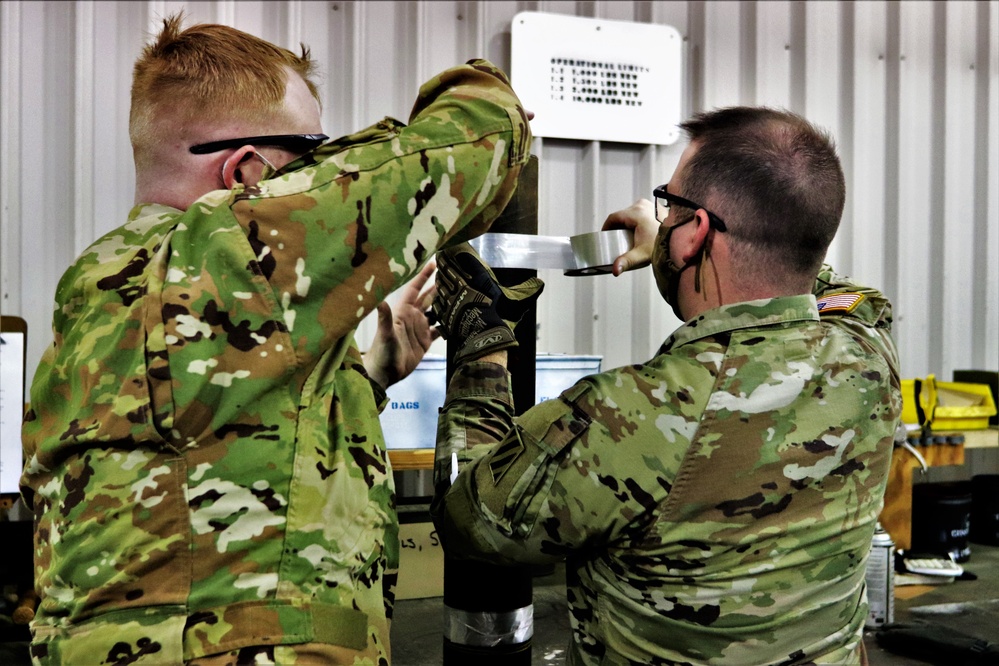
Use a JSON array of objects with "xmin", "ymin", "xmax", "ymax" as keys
[{"xmin": 2, "ymin": 0, "xmax": 997, "ymax": 389}]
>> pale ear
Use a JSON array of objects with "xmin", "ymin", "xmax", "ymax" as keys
[
  {"xmin": 678, "ymin": 209, "xmax": 713, "ymax": 263},
  {"xmin": 221, "ymin": 146, "xmax": 265, "ymax": 190}
]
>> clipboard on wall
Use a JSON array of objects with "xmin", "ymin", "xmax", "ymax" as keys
[{"xmin": 1, "ymin": 315, "xmax": 28, "ymax": 500}]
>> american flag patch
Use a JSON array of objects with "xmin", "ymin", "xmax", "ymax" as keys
[{"xmin": 816, "ymin": 292, "xmax": 865, "ymax": 314}]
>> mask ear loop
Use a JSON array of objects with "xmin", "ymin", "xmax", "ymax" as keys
[{"xmin": 693, "ymin": 230, "xmax": 711, "ymax": 294}]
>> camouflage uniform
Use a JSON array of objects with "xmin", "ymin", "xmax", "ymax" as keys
[
  {"xmin": 434, "ymin": 266, "xmax": 901, "ymax": 665},
  {"xmin": 21, "ymin": 60, "xmax": 531, "ymax": 665}
]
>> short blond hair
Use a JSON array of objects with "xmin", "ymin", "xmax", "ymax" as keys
[{"xmin": 130, "ymin": 13, "xmax": 320, "ymax": 168}]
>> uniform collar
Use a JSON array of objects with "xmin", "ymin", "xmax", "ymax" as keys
[
  {"xmin": 128, "ymin": 202, "xmax": 182, "ymax": 220},
  {"xmin": 661, "ymin": 294, "xmax": 819, "ymax": 352}
]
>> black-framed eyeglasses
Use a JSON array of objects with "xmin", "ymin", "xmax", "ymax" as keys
[
  {"xmin": 653, "ymin": 184, "xmax": 727, "ymax": 232},
  {"xmin": 189, "ymin": 133, "xmax": 329, "ymax": 155}
]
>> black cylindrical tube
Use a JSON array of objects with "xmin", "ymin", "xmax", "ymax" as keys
[
  {"xmin": 442, "ymin": 557, "xmax": 533, "ymax": 664},
  {"xmin": 441, "ymin": 156, "xmax": 538, "ymax": 666}
]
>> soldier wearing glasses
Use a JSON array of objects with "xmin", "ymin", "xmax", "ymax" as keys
[
  {"xmin": 431, "ymin": 107, "xmax": 900, "ymax": 665},
  {"xmin": 21, "ymin": 15, "xmax": 531, "ymax": 665}
]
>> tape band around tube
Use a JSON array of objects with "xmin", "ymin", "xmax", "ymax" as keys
[{"xmin": 444, "ymin": 605, "xmax": 534, "ymax": 646}]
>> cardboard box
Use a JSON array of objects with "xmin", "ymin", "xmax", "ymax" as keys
[{"xmin": 395, "ymin": 520, "xmax": 444, "ymax": 600}]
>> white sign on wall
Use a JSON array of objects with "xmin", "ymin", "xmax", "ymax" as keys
[{"xmin": 511, "ymin": 11, "xmax": 683, "ymax": 145}]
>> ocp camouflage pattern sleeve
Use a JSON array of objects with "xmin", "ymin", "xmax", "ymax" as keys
[
  {"xmin": 434, "ymin": 285, "xmax": 901, "ymax": 665},
  {"xmin": 21, "ymin": 59, "xmax": 530, "ymax": 665}
]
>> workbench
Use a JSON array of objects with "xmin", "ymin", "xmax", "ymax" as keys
[{"xmin": 880, "ymin": 427, "xmax": 998, "ymax": 550}]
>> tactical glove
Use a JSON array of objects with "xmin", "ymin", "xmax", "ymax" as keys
[{"xmin": 433, "ymin": 242, "xmax": 544, "ymax": 365}]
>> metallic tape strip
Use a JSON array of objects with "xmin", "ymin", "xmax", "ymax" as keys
[
  {"xmin": 470, "ymin": 233, "xmax": 575, "ymax": 270},
  {"xmin": 469, "ymin": 230, "xmax": 634, "ymax": 275}
]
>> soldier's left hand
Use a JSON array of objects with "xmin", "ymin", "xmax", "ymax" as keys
[{"xmin": 364, "ymin": 261, "xmax": 439, "ymax": 389}]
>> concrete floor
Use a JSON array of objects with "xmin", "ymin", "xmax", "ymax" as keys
[{"xmin": 392, "ymin": 543, "xmax": 999, "ymax": 666}]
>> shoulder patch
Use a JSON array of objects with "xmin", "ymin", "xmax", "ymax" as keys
[
  {"xmin": 488, "ymin": 430, "xmax": 527, "ymax": 484},
  {"xmin": 817, "ymin": 292, "xmax": 865, "ymax": 315}
]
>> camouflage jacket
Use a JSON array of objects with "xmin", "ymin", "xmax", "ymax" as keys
[
  {"xmin": 433, "ymin": 267, "xmax": 901, "ymax": 665},
  {"xmin": 21, "ymin": 60, "xmax": 530, "ymax": 665}
]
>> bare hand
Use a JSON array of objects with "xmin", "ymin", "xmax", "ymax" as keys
[
  {"xmin": 364, "ymin": 262, "xmax": 440, "ymax": 389},
  {"xmin": 601, "ymin": 199, "xmax": 660, "ymax": 276}
]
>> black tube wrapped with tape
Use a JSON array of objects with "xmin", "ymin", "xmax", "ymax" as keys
[
  {"xmin": 440, "ymin": 156, "xmax": 538, "ymax": 665},
  {"xmin": 443, "ymin": 556, "xmax": 533, "ymax": 662}
]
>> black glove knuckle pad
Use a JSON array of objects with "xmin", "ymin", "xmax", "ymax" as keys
[{"xmin": 432, "ymin": 243, "xmax": 544, "ymax": 364}]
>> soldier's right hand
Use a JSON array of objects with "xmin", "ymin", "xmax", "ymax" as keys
[
  {"xmin": 602, "ymin": 199, "xmax": 659, "ymax": 276},
  {"xmin": 432, "ymin": 243, "xmax": 544, "ymax": 365}
]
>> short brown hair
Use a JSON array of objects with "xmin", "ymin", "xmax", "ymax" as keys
[
  {"xmin": 130, "ymin": 13, "xmax": 320, "ymax": 168},
  {"xmin": 679, "ymin": 107, "xmax": 845, "ymax": 281}
]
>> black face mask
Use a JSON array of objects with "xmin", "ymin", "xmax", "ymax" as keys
[{"xmin": 651, "ymin": 216, "xmax": 708, "ymax": 321}]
